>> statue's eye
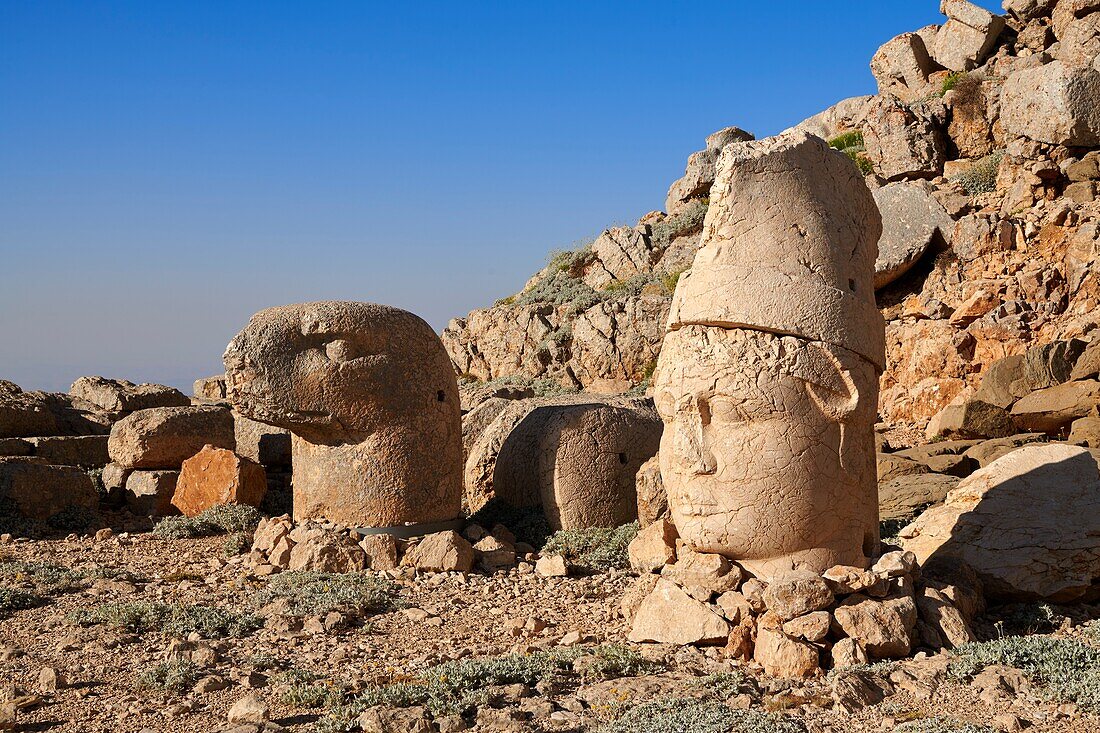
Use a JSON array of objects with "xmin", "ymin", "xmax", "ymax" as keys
[{"xmin": 325, "ymin": 339, "xmax": 360, "ymax": 362}]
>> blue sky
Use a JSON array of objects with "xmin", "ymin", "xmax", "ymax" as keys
[{"xmin": 0, "ymin": 0, "xmax": 1003, "ymax": 392}]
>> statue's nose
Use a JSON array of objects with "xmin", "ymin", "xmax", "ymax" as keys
[{"xmin": 677, "ymin": 397, "xmax": 717, "ymax": 476}]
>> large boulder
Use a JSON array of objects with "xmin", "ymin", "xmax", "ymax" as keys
[
  {"xmin": 664, "ymin": 127, "xmax": 754, "ymax": 214},
  {"xmin": 1000, "ymin": 61, "xmax": 1100, "ymax": 147},
  {"xmin": 862, "ymin": 96, "xmax": 947, "ymax": 180},
  {"xmin": 930, "ymin": 0, "xmax": 1006, "ymax": 71},
  {"xmin": 124, "ymin": 470, "xmax": 180, "ymax": 516},
  {"xmin": 870, "ymin": 32, "xmax": 939, "ymax": 101},
  {"xmin": 233, "ymin": 414, "xmax": 291, "ymax": 469},
  {"xmin": 0, "ymin": 383, "xmax": 111, "ymax": 439},
  {"xmin": 464, "ymin": 394, "xmax": 662, "ymax": 530},
  {"xmin": 1009, "ymin": 379, "xmax": 1100, "ymax": 433},
  {"xmin": 69, "ymin": 376, "xmax": 190, "ymax": 413},
  {"xmin": 903, "ymin": 444, "xmax": 1100, "ymax": 602},
  {"xmin": 172, "ymin": 445, "xmax": 267, "ymax": 517},
  {"xmin": 0, "ymin": 458, "xmax": 98, "ymax": 521},
  {"xmin": 108, "ymin": 406, "xmax": 235, "ymax": 469},
  {"xmin": 873, "ymin": 182, "xmax": 955, "ymax": 289},
  {"xmin": 627, "ymin": 578, "xmax": 731, "ymax": 645},
  {"xmin": 26, "ymin": 436, "xmax": 110, "ymax": 467},
  {"xmin": 879, "ymin": 473, "xmax": 961, "ymax": 522}
]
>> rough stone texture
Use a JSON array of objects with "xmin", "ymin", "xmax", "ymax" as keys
[
  {"xmin": 963, "ymin": 433, "xmax": 1049, "ymax": 466},
  {"xmin": 1069, "ymin": 415, "xmax": 1100, "ymax": 445},
  {"xmin": 926, "ymin": 398, "xmax": 1017, "ymax": 440},
  {"xmin": 171, "ymin": 445, "xmax": 267, "ymax": 517},
  {"xmin": 108, "ymin": 406, "xmax": 235, "ymax": 470},
  {"xmin": 224, "ymin": 301, "xmax": 463, "ymax": 528},
  {"xmin": 664, "ymin": 127, "xmax": 754, "ymax": 214},
  {"xmin": 358, "ymin": 533, "xmax": 399, "ymax": 571},
  {"xmin": 0, "ymin": 459, "xmax": 98, "ymax": 520},
  {"xmin": 1009, "ymin": 379, "xmax": 1100, "ymax": 432},
  {"xmin": 287, "ymin": 525, "xmax": 366, "ymax": 573},
  {"xmin": 627, "ymin": 518, "xmax": 677, "ymax": 573},
  {"xmin": 0, "ymin": 438, "xmax": 32, "ymax": 458},
  {"xmin": 627, "ymin": 578, "xmax": 731, "ymax": 645},
  {"xmin": 656, "ymin": 131, "xmax": 882, "ymax": 580},
  {"xmin": 905, "ymin": 443, "xmax": 1100, "ymax": 601},
  {"xmin": 879, "ymin": 473, "xmax": 961, "ymax": 521},
  {"xmin": 581, "ymin": 227, "xmax": 657, "ymax": 289},
  {"xmin": 634, "ymin": 454, "xmax": 667, "ymax": 528},
  {"xmin": 26, "ymin": 435, "xmax": 110, "ymax": 467},
  {"xmin": 193, "ymin": 375, "xmax": 227, "ymax": 401},
  {"xmin": 0, "ymin": 383, "xmax": 111, "ymax": 439},
  {"xmin": 403, "ymin": 531, "xmax": 475, "ymax": 573},
  {"xmin": 873, "ymin": 182, "xmax": 955, "ymax": 290},
  {"xmin": 870, "ymin": 32, "xmax": 938, "ymax": 101},
  {"xmin": 233, "ymin": 413, "xmax": 291, "ymax": 468},
  {"xmin": 762, "ymin": 570, "xmax": 835, "ymax": 621},
  {"xmin": 833, "ymin": 593, "xmax": 918, "ymax": 658},
  {"xmin": 788, "ymin": 96, "xmax": 875, "ymax": 141},
  {"xmin": 754, "ymin": 615, "xmax": 820, "ymax": 678},
  {"xmin": 862, "ymin": 96, "xmax": 947, "ymax": 181},
  {"xmin": 1000, "ymin": 61, "xmax": 1100, "ymax": 146},
  {"xmin": 831, "ymin": 638, "xmax": 870, "ymax": 670},
  {"xmin": 931, "ymin": 1, "xmax": 1006, "ymax": 71},
  {"xmin": 463, "ymin": 394, "xmax": 661, "ymax": 530},
  {"xmin": 124, "ymin": 470, "xmax": 180, "ymax": 517},
  {"xmin": 69, "ymin": 376, "xmax": 189, "ymax": 413},
  {"xmin": 916, "ymin": 585, "xmax": 975, "ymax": 648},
  {"xmin": 661, "ymin": 547, "xmax": 742, "ymax": 595}
]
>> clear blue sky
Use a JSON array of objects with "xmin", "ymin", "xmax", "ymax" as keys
[{"xmin": 0, "ymin": 0, "xmax": 1002, "ymax": 392}]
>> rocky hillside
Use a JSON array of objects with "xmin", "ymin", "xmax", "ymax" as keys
[{"xmin": 443, "ymin": 0, "xmax": 1100, "ymax": 431}]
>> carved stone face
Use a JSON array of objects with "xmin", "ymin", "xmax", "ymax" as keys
[
  {"xmin": 224, "ymin": 301, "xmax": 457, "ymax": 445},
  {"xmin": 653, "ymin": 325, "xmax": 879, "ymax": 579}
]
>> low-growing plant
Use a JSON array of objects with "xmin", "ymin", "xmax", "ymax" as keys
[
  {"xmin": 950, "ymin": 635, "xmax": 1100, "ymax": 711},
  {"xmin": 153, "ymin": 504, "xmax": 262, "ymax": 539},
  {"xmin": 650, "ymin": 199, "xmax": 708, "ymax": 249},
  {"xmin": 951, "ymin": 150, "xmax": 1004, "ymax": 195},
  {"xmin": 0, "ymin": 585, "xmax": 42, "ymax": 616},
  {"xmin": 223, "ymin": 531, "xmax": 252, "ymax": 556},
  {"xmin": 70, "ymin": 601, "xmax": 262, "ymax": 638},
  {"xmin": 827, "ymin": 130, "xmax": 864, "ymax": 151},
  {"xmin": 253, "ymin": 571, "xmax": 400, "ymax": 617},
  {"xmin": 0, "ymin": 561, "xmax": 84, "ymax": 594},
  {"xmin": 940, "ymin": 71, "xmax": 967, "ymax": 96},
  {"xmin": 597, "ymin": 697, "xmax": 806, "ymax": 733},
  {"xmin": 275, "ymin": 668, "xmax": 344, "ymax": 709},
  {"xmin": 574, "ymin": 644, "xmax": 663, "ymax": 681},
  {"xmin": 136, "ymin": 659, "xmax": 200, "ymax": 693},
  {"xmin": 894, "ymin": 718, "xmax": 997, "ymax": 733},
  {"xmin": 541, "ymin": 522, "xmax": 638, "ymax": 573},
  {"xmin": 660, "ymin": 268, "xmax": 687, "ymax": 294},
  {"xmin": 992, "ymin": 602, "xmax": 1067, "ymax": 637},
  {"xmin": 689, "ymin": 670, "xmax": 758, "ymax": 700}
]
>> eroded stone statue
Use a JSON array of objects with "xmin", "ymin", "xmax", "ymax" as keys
[
  {"xmin": 653, "ymin": 131, "xmax": 884, "ymax": 580},
  {"xmin": 223, "ymin": 301, "xmax": 463, "ymax": 528}
]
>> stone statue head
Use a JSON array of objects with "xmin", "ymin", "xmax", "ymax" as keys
[{"xmin": 224, "ymin": 301, "xmax": 463, "ymax": 527}]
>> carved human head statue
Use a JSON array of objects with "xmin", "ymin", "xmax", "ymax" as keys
[
  {"xmin": 224, "ymin": 301, "xmax": 463, "ymax": 528},
  {"xmin": 653, "ymin": 131, "xmax": 885, "ymax": 580}
]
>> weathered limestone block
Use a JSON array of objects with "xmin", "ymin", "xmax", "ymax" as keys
[
  {"xmin": 634, "ymin": 454, "xmax": 667, "ymax": 527},
  {"xmin": 1052, "ymin": 0, "xmax": 1100, "ymax": 39},
  {"xmin": 1000, "ymin": 61, "xmax": 1100, "ymax": 146},
  {"xmin": 664, "ymin": 127, "xmax": 754, "ymax": 214},
  {"xmin": 463, "ymin": 394, "xmax": 662, "ymax": 530},
  {"xmin": 879, "ymin": 474, "xmax": 961, "ymax": 521},
  {"xmin": 627, "ymin": 518, "xmax": 677, "ymax": 573},
  {"xmin": 403, "ymin": 531, "xmax": 474, "ymax": 573},
  {"xmin": 224, "ymin": 301, "xmax": 463, "ymax": 528},
  {"xmin": 873, "ymin": 183, "xmax": 955, "ymax": 290},
  {"xmin": 172, "ymin": 445, "xmax": 267, "ymax": 517},
  {"xmin": 108, "ymin": 406, "xmax": 235, "ymax": 469},
  {"xmin": 655, "ymin": 131, "xmax": 883, "ymax": 580},
  {"xmin": 124, "ymin": 470, "xmax": 180, "ymax": 516},
  {"xmin": 233, "ymin": 414, "xmax": 291, "ymax": 468},
  {"xmin": 871, "ymin": 32, "xmax": 939, "ymax": 101},
  {"xmin": 931, "ymin": 0, "xmax": 1006, "ymax": 71},
  {"xmin": 762, "ymin": 570, "xmax": 835, "ymax": 621},
  {"xmin": 193, "ymin": 375, "xmax": 227, "ymax": 401},
  {"xmin": 754, "ymin": 613, "xmax": 821, "ymax": 678},
  {"xmin": 0, "ymin": 458, "xmax": 98, "ymax": 520},
  {"xmin": 70, "ymin": 376, "xmax": 189, "ymax": 413},
  {"xmin": 627, "ymin": 578, "xmax": 730, "ymax": 645},
  {"xmin": 788, "ymin": 96, "xmax": 875, "ymax": 141},
  {"xmin": 581, "ymin": 226, "xmax": 657, "ymax": 290},
  {"xmin": 903, "ymin": 444, "xmax": 1100, "ymax": 601},
  {"xmin": 287, "ymin": 525, "xmax": 367, "ymax": 573},
  {"xmin": 27, "ymin": 435, "xmax": 110, "ymax": 467},
  {"xmin": 862, "ymin": 97, "xmax": 947, "ymax": 180},
  {"xmin": 925, "ymin": 398, "xmax": 1016, "ymax": 440},
  {"xmin": 1009, "ymin": 379, "xmax": 1100, "ymax": 433},
  {"xmin": 833, "ymin": 593, "xmax": 918, "ymax": 658}
]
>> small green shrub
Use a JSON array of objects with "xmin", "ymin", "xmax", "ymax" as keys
[
  {"xmin": 0, "ymin": 585, "xmax": 42, "ymax": 615},
  {"xmin": 137, "ymin": 659, "xmax": 200, "ymax": 693},
  {"xmin": 276, "ymin": 668, "xmax": 344, "ymax": 709},
  {"xmin": 223, "ymin": 531, "xmax": 252, "ymax": 556},
  {"xmin": 597, "ymin": 697, "xmax": 806, "ymax": 733},
  {"xmin": 494, "ymin": 295, "xmax": 516, "ymax": 307},
  {"xmin": 70, "ymin": 601, "xmax": 262, "ymax": 638},
  {"xmin": 574, "ymin": 644, "xmax": 663, "ymax": 681},
  {"xmin": 153, "ymin": 504, "xmax": 262, "ymax": 539},
  {"xmin": 950, "ymin": 635, "xmax": 1100, "ymax": 711},
  {"xmin": 0, "ymin": 561, "xmax": 83, "ymax": 594},
  {"xmin": 253, "ymin": 571, "xmax": 400, "ymax": 617},
  {"xmin": 940, "ymin": 71, "xmax": 967, "ymax": 96},
  {"xmin": 992, "ymin": 603, "xmax": 1067, "ymax": 637},
  {"xmin": 689, "ymin": 671, "xmax": 758, "ymax": 700},
  {"xmin": 951, "ymin": 151, "xmax": 1004, "ymax": 196},
  {"xmin": 827, "ymin": 130, "xmax": 864, "ymax": 151},
  {"xmin": 541, "ymin": 522, "xmax": 638, "ymax": 573},
  {"xmin": 660, "ymin": 268, "xmax": 687, "ymax": 294},
  {"xmin": 650, "ymin": 199, "xmax": 708, "ymax": 249}
]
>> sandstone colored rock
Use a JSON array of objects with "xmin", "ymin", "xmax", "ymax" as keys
[
  {"xmin": 224, "ymin": 301, "xmax": 463, "ymax": 528},
  {"xmin": 661, "ymin": 547, "xmax": 742, "ymax": 595},
  {"xmin": 903, "ymin": 444, "xmax": 1100, "ymax": 601},
  {"xmin": 358, "ymin": 533, "xmax": 399, "ymax": 571},
  {"xmin": 627, "ymin": 518, "xmax": 677, "ymax": 573},
  {"xmin": 916, "ymin": 585, "xmax": 975, "ymax": 648},
  {"xmin": 873, "ymin": 182, "xmax": 955, "ymax": 290},
  {"xmin": 925, "ymin": 398, "xmax": 1016, "ymax": 440},
  {"xmin": 664, "ymin": 127, "xmax": 754, "ymax": 213},
  {"xmin": 627, "ymin": 578, "xmax": 731, "ymax": 645},
  {"xmin": 870, "ymin": 32, "xmax": 938, "ymax": 101},
  {"xmin": 634, "ymin": 454, "xmax": 667, "ymax": 528},
  {"xmin": 833, "ymin": 593, "xmax": 918, "ymax": 658},
  {"xmin": 655, "ymin": 133, "xmax": 882, "ymax": 580},
  {"xmin": 69, "ymin": 376, "xmax": 189, "ymax": 413},
  {"xmin": 879, "ymin": 473, "xmax": 961, "ymax": 522},
  {"xmin": 862, "ymin": 96, "xmax": 946, "ymax": 180},
  {"xmin": 782, "ymin": 611, "xmax": 831, "ymax": 642},
  {"xmin": 1000, "ymin": 61, "xmax": 1100, "ymax": 146},
  {"xmin": 962, "ymin": 433, "xmax": 1048, "ymax": 466},
  {"xmin": 171, "ymin": 445, "xmax": 267, "ymax": 517},
  {"xmin": 534, "ymin": 554, "xmax": 568, "ymax": 577},
  {"xmin": 463, "ymin": 394, "xmax": 661, "ymax": 530},
  {"xmin": 1069, "ymin": 415, "xmax": 1100, "ymax": 446},
  {"xmin": 754, "ymin": 614, "xmax": 820, "ymax": 678},
  {"xmin": 287, "ymin": 525, "xmax": 366, "ymax": 574},
  {"xmin": 27, "ymin": 435, "xmax": 110, "ymax": 467},
  {"xmin": 0, "ymin": 459, "xmax": 98, "ymax": 520},
  {"xmin": 1009, "ymin": 379, "xmax": 1100, "ymax": 433},
  {"xmin": 108, "ymin": 406, "xmax": 235, "ymax": 469},
  {"xmin": 124, "ymin": 470, "xmax": 180, "ymax": 516},
  {"xmin": 193, "ymin": 375, "xmax": 227, "ymax": 401},
  {"xmin": 831, "ymin": 637, "xmax": 870, "ymax": 670},
  {"xmin": 233, "ymin": 414, "xmax": 291, "ymax": 468},
  {"xmin": 762, "ymin": 570, "xmax": 835, "ymax": 621},
  {"xmin": 403, "ymin": 531, "xmax": 475, "ymax": 573},
  {"xmin": 931, "ymin": 0, "xmax": 1006, "ymax": 71}
]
